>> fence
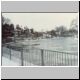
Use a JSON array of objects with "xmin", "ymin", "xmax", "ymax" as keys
[{"xmin": 1, "ymin": 42, "xmax": 78, "ymax": 66}]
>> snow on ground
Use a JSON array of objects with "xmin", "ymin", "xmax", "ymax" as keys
[
  {"xmin": 2, "ymin": 47, "xmax": 36, "ymax": 66},
  {"xmin": 2, "ymin": 56, "xmax": 36, "ymax": 66},
  {"xmin": 2, "ymin": 57, "xmax": 18, "ymax": 66}
]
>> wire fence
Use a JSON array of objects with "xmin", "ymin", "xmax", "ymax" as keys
[{"xmin": 1, "ymin": 42, "xmax": 78, "ymax": 66}]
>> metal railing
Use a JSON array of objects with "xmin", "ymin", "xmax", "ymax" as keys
[{"xmin": 1, "ymin": 42, "xmax": 78, "ymax": 66}]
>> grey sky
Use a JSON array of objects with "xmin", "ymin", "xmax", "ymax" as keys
[{"xmin": 2, "ymin": 13, "xmax": 78, "ymax": 32}]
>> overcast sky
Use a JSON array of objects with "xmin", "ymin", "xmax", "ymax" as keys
[{"xmin": 2, "ymin": 13, "xmax": 78, "ymax": 32}]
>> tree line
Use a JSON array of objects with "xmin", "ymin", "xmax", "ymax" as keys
[{"xmin": 2, "ymin": 16, "xmax": 78, "ymax": 43}]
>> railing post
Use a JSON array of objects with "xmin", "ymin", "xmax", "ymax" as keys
[
  {"xmin": 9, "ymin": 44, "xmax": 11, "ymax": 60},
  {"xmin": 2, "ymin": 44, "xmax": 3, "ymax": 56},
  {"xmin": 1, "ymin": 44, "xmax": 3, "ymax": 66},
  {"xmin": 21, "ymin": 47, "xmax": 24, "ymax": 66},
  {"xmin": 41, "ymin": 49, "xmax": 44, "ymax": 66}
]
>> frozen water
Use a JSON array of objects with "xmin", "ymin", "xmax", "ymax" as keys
[{"xmin": 17, "ymin": 37, "xmax": 78, "ymax": 53}]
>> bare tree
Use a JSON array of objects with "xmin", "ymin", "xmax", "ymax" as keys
[{"xmin": 55, "ymin": 26, "xmax": 67, "ymax": 36}]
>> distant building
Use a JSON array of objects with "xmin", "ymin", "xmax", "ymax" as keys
[{"xmin": 42, "ymin": 32, "xmax": 51, "ymax": 38}]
